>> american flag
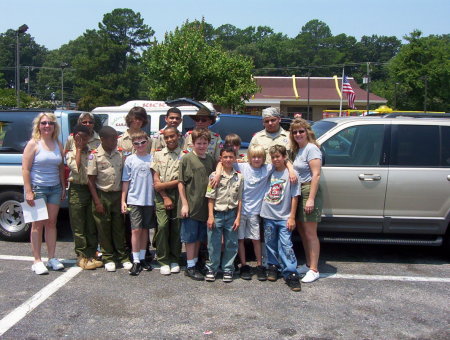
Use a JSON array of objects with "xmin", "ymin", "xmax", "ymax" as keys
[{"xmin": 342, "ymin": 75, "xmax": 356, "ymax": 109}]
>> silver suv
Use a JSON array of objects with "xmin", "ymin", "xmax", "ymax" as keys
[
  {"xmin": 0, "ymin": 109, "xmax": 87, "ymax": 241},
  {"xmin": 312, "ymin": 116, "xmax": 450, "ymax": 250}
]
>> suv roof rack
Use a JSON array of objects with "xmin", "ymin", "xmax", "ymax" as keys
[{"xmin": 383, "ymin": 112, "xmax": 450, "ymax": 118}]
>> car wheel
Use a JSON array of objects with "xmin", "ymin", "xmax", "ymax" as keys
[{"xmin": 0, "ymin": 191, "xmax": 30, "ymax": 241}]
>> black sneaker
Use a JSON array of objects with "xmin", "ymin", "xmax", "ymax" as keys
[
  {"xmin": 223, "ymin": 271, "xmax": 233, "ymax": 282},
  {"xmin": 285, "ymin": 273, "xmax": 302, "ymax": 292},
  {"xmin": 267, "ymin": 265, "xmax": 279, "ymax": 282},
  {"xmin": 205, "ymin": 270, "xmax": 216, "ymax": 282},
  {"xmin": 185, "ymin": 266, "xmax": 205, "ymax": 281},
  {"xmin": 195, "ymin": 261, "xmax": 208, "ymax": 276},
  {"xmin": 129, "ymin": 262, "xmax": 142, "ymax": 276},
  {"xmin": 256, "ymin": 265, "xmax": 267, "ymax": 281},
  {"xmin": 240, "ymin": 265, "xmax": 252, "ymax": 280},
  {"xmin": 140, "ymin": 260, "xmax": 153, "ymax": 271}
]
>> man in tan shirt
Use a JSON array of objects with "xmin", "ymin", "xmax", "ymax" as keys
[
  {"xmin": 249, "ymin": 107, "xmax": 290, "ymax": 163},
  {"xmin": 87, "ymin": 126, "xmax": 131, "ymax": 272}
]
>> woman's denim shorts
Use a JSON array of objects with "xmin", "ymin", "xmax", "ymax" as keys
[{"xmin": 31, "ymin": 184, "xmax": 62, "ymax": 205}]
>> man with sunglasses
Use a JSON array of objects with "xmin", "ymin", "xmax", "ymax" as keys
[
  {"xmin": 249, "ymin": 107, "xmax": 291, "ymax": 164},
  {"xmin": 183, "ymin": 108, "xmax": 223, "ymax": 161},
  {"xmin": 65, "ymin": 112, "xmax": 100, "ymax": 153}
]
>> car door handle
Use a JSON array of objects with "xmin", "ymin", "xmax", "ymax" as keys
[
  {"xmin": 358, "ymin": 174, "xmax": 381, "ymax": 181},
  {"xmin": 448, "ymin": 175, "xmax": 450, "ymax": 181}
]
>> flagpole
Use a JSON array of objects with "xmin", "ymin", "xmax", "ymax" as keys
[{"xmin": 339, "ymin": 66, "xmax": 344, "ymax": 117}]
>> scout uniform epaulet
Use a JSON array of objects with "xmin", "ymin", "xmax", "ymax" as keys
[
  {"xmin": 156, "ymin": 148, "xmax": 162, "ymax": 152},
  {"xmin": 214, "ymin": 133, "xmax": 219, "ymax": 137},
  {"xmin": 90, "ymin": 149, "xmax": 98, "ymax": 154},
  {"xmin": 239, "ymin": 154, "xmax": 245, "ymax": 158},
  {"xmin": 117, "ymin": 147, "xmax": 123, "ymax": 152},
  {"xmin": 236, "ymin": 170, "xmax": 241, "ymax": 174},
  {"xmin": 159, "ymin": 129, "xmax": 164, "ymax": 133},
  {"xmin": 70, "ymin": 133, "xmax": 74, "ymax": 136},
  {"xmin": 182, "ymin": 149, "xmax": 190, "ymax": 154}
]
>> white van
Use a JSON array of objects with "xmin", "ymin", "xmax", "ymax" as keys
[{"xmin": 92, "ymin": 100, "xmax": 216, "ymax": 135}]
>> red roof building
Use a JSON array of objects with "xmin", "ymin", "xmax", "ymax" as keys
[{"xmin": 243, "ymin": 76, "xmax": 387, "ymax": 121}]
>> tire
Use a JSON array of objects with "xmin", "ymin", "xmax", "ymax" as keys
[{"xmin": 0, "ymin": 191, "xmax": 31, "ymax": 242}]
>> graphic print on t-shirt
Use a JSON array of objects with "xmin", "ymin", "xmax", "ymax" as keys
[{"xmin": 264, "ymin": 177, "xmax": 286, "ymax": 204}]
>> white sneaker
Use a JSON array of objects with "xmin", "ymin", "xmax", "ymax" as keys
[
  {"xmin": 32, "ymin": 262, "xmax": 49, "ymax": 275},
  {"xmin": 301, "ymin": 269, "xmax": 320, "ymax": 283},
  {"xmin": 160, "ymin": 265, "xmax": 171, "ymax": 275},
  {"xmin": 105, "ymin": 262, "xmax": 116, "ymax": 272},
  {"xmin": 122, "ymin": 261, "xmax": 133, "ymax": 270},
  {"xmin": 297, "ymin": 264, "xmax": 310, "ymax": 275},
  {"xmin": 47, "ymin": 258, "xmax": 64, "ymax": 271},
  {"xmin": 170, "ymin": 263, "xmax": 180, "ymax": 273}
]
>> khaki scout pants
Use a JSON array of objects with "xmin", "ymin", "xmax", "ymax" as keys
[
  {"xmin": 92, "ymin": 190, "xmax": 128, "ymax": 264},
  {"xmin": 68, "ymin": 184, "xmax": 98, "ymax": 258},
  {"xmin": 154, "ymin": 192, "xmax": 181, "ymax": 266}
]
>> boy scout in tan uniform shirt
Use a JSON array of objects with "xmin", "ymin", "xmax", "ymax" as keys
[
  {"xmin": 87, "ymin": 143, "xmax": 128, "ymax": 267},
  {"xmin": 150, "ymin": 146, "xmax": 184, "ymax": 268},
  {"xmin": 151, "ymin": 129, "xmax": 184, "ymax": 155},
  {"xmin": 205, "ymin": 165, "xmax": 244, "ymax": 277},
  {"xmin": 66, "ymin": 131, "xmax": 102, "ymax": 270},
  {"xmin": 65, "ymin": 132, "xmax": 101, "ymax": 153}
]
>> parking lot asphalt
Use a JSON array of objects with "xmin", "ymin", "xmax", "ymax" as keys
[{"xmin": 0, "ymin": 213, "xmax": 449, "ymax": 339}]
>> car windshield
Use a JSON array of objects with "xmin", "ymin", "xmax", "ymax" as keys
[
  {"xmin": 312, "ymin": 120, "xmax": 337, "ymax": 138},
  {"xmin": 0, "ymin": 112, "xmax": 39, "ymax": 152}
]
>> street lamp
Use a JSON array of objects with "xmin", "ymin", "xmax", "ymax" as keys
[
  {"xmin": 60, "ymin": 62, "xmax": 68, "ymax": 107},
  {"xmin": 16, "ymin": 24, "xmax": 28, "ymax": 107}
]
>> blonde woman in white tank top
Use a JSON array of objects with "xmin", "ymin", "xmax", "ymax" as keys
[{"xmin": 22, "ymin": 113, "xmax": 66, "ymax": 275}]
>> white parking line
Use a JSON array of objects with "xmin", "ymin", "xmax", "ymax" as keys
[
  {"xmin": 0, "ymin": 255, "xmax": 76, "ymax": 264},
  {"xmin": 320, "ymin": 273, "xmax": 450, "ymax": 283},
  {"xmin": 0, "ymin": 266, "xmax": 82, "ymax": 337}
]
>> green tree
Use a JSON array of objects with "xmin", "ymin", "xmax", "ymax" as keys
[
  {"xmin": 0, "ymin": 29, "xmax": 48, "ymax": 93},
  {"xmin": 143, "ymin": 20, "xmax": 259, "ymax": 110},
  {"xmin": 73, "ymin": 8, "xmax": 153, "ymax": 110},
  {"xmin": 384, "ymin": 31, "xmax": 450, "ymax": 111}
]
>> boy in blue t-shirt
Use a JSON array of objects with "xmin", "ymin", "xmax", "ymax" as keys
[
  {"xmin": 121, "ymin": 131, "xmax": 155, "ymax": 276},
  {"xmin": 260, "ymin": 145, "xmax": 301, "ymax": 291}
]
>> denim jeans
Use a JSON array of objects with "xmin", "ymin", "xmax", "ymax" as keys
[
  {"xmin": 263, "ymin": 218, "xmax": 298, "ymax": 278},
  {"xmin": 206, "ymin": 209, "xmax": 238, "ymax": 273}
]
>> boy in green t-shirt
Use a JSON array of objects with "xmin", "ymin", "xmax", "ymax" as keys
[{"xmin": 178, "ymin": 128, "xmax": 215, "ymax": 281}]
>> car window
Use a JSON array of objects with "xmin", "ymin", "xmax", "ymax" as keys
[
  {"xmin": 209, "ymin": 115, "xmax": 261, "ymax": 147},
  {"xmin": 390, "ymin": 125, "xmax": 439, "ymax": 167},
  {"xmin": 312, "ymin": 120, "xmax": 337, "ymax": 138},
  {"xmin": 321, "ymin": 124, "xmax": 385, "ymax": 166},
  {"xmin": 0, "ymin": 112, "xmax": 38, "ymax": 152},
  {"xmin": 182, "ymin": 116, "xmax": 195, "ymax": 134},
  {"xmin": 441, "ymin": 126, "xmax": 450, "ymax": 167}
]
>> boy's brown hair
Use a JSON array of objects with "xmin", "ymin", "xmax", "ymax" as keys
[
  {"xmin": 224, "ymin": 133, "xmax": 241, "ymax": 147},
  {"xmin": 130, "ymin": 130, "xmax": 149, "ymax": 142},
  {"xmin": 269, "ymin": 144, "xmax": 287, "ymax": 157},
  {"xmin": 191, "ymin": 128, "xmax": 211, "ymax": 143}
]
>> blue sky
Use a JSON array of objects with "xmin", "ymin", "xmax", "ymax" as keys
[{"xmin": 1, "ymin": 0, "xmax": 449, "ymax": 50}]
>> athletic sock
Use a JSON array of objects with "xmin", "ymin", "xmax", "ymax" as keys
[
  {"xmin": 139, "ymin": 249, "xmax": 146, "ymax": 261},
  {"xmin": 132, "ymin": 252, "xmax": 140, "ymax": 263},
  {"xmin": 187, "ymin": 259, "xmax": 196, "ymax": 268},
  {"xmin": 193, "ymin": 257, "xmax": 198, "ymax": 264}
]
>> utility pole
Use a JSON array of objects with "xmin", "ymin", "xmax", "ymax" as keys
[
  {"xmin": 15, "ymin": 24, "xmax": 28, "ymax": 107},
  {"xmin": 366, "ymin": 62, "xmax": 370, "ymax": 112}
]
